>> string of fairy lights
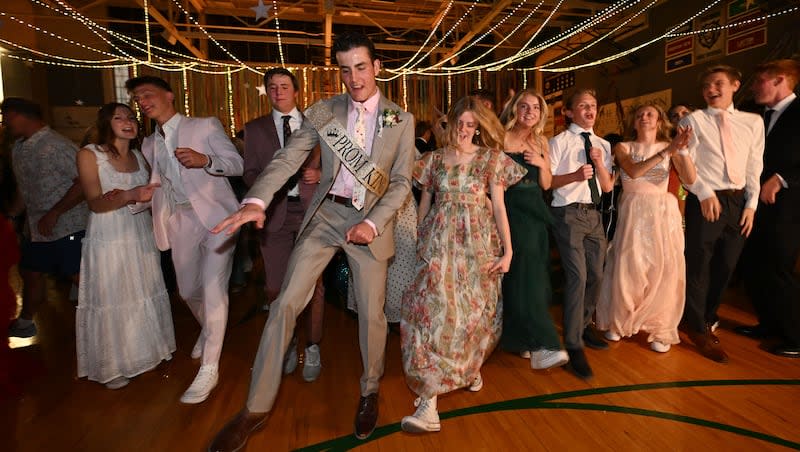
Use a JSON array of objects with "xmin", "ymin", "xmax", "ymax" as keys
[
  {"xmin": 0, "ymin": 0, "xmax": 797, "ymax": 133},
  {"xmin": 4, "ymin": 0, "xmax": 795, "ymax": 76}
]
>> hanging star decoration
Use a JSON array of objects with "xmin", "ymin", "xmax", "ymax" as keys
[
  {"xmin": 74, "ymin": 99, "xmax": 85, "ymax": 106},
  {"xmin": 256, "ymin": 84, "xmax": 267, "ymax": 96},
  {"xmin": 251, "ymin": 0, "xmax": 270, "ymax": 21}
]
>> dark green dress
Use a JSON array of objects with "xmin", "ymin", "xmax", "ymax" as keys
[{"xmin": 500, "ymin": 152, "xmax": 561, "ymax": 352}]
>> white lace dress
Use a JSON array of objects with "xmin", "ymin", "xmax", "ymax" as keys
[{"xmin": 76, "ymin": 145, "xmax": 175, "ymax": 384}]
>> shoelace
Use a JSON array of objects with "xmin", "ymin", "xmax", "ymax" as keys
[
  {"xmin": 305, "ymin": 347, "xmax": 321, "ymax": 366},
  {"xmin": 413, "ymin": 397, "xmax": 432, "ymax": 409}
]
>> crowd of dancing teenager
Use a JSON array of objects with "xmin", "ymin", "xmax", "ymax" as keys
[{"xmin": 2, "ymin": 31, "xmax": 798, "ymax": 451}]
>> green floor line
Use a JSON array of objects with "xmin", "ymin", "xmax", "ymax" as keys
[
  {"xmin": 294, "ymin": 379, "xmax": 800, "ymax": 452},
  {"xmin": 536, "ymin": 402, "xmax": 800, "ymax": 450}
]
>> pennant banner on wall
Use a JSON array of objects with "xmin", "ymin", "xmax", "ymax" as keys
[
  {"xmin": 665, "ymin": 22, "xmax": 694, "ymax": 74},
  {"xmin": 726, "ymin": 0, "xmax": 767, "ymax": 56}
]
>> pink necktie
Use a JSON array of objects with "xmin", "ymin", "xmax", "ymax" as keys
[
  {"xmin": 351, "ymin": 105, "xmax": 367, "ymax": 210},
  {"xmin": 717, "ymin": 110, "xmax": 743, "ymax": 185}
]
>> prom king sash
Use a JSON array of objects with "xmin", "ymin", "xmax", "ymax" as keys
[{"xmin": 305, "ymin": 103, "xmax": 389, "ymax": 197}]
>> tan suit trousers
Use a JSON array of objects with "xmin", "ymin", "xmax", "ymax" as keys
[{"xmin": 246, "ymin": 199, "xmax": 388, "ymax": 412}]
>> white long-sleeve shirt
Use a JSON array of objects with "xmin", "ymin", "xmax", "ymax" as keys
[{"xmin": 680, "ymin": 105, "xmax": 764, "ymax": 210}]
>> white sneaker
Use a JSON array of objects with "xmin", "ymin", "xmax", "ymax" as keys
[
  {"xmin": 302, "ymin": 344, "xmax": 322, "ymax": 382},
  {"xmin": 519, "ymin": 351, "xmax": 532, "ymax": 359},
  {"xmin": 467, "ymin": 373, "xmax": 483, "ymax": 392},
  {"xmin": 651, "ymin": 341, "xmax": 671, "ymax": 353},
  {"xmin": 180, "ymin": 364, "xmax": 218, "ymax": 404},
  {"xmin": 401, "ymin": 396, "xmax": 440, "ymax": 433},
  {"xmin": 530, "ymin": 349, "xmax": 569, "ymax": 370},
  {"xmin": 190, "ymin": 334, "xmax": 203, "ymax": 360},
  {"xmin": 105, "ymin": 376, "xmax": 130, "ymax": 390},
  {"xmin": 604, "ymin": 330, "xmax": 622, "ymax": 342},
  {"xmin": 710, "ymin": 321, "xmax": 719, "ymax": 333},
  {"xmin": 283, "ymin": 336, "xmax": 298, "ymax": 375}
]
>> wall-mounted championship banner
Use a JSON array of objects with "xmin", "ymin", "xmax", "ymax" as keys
[
  {"xmin": 665, "ymin": 22, "xmax": 694, "ymax": 73},
  {"xmin": 695, "ymin": 8, "xmax": 725, "ymax": 64},
  {"xmin": 726, "ymin": 0, "xmax": 767, "ymax": 55}
]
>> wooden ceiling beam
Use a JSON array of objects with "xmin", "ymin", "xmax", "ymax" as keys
[
  {"xmin": 181, "ymin": 30, "xmax": 452, "ymax": 54},
  {"xmin": 202, "ymin": 7, "xmax": 429, "ymax": 28},
  {"xmin": 187, "ymin": 0, "xmax": 207, "ymax": 13},
  {"xmin": 78, "ymin": 0, "xmax": 111, "ymax": 12},
  {"xmin": 439, "ymin": 0, "xmax": 512, "ymax": 64},
  {"xmin": 133, "ymin": 0, "xmax": 208, "ymax": 59},
  {"xmin": 320, "ymin": 0, "xmax": 333, "ymax": 65}
]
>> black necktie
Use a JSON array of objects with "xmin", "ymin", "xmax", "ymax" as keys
[
  {"xmin": 763, "ymin": 109, "xmax": 774, "ymax": 134},
  {"xmin": 282, "ymin": 115, "xmax": 292, "ymax": 144},
  {"xmin": 282, "ymin": 115, "xmax": 299, "ymax": 191},
  {"xmin": 580, "ymin": 132, "xmax": 601, "ymax": 205}
]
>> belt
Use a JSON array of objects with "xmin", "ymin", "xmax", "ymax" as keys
[
  {"xmin": 286, "ymin": 195, "xmax": 301, "ymax": 203},
  {"xmin": 325, "ymin": 193, "xmax": 354, "ymax": 208},
  {"xmin": 714, "ymin": 189, "xmax": 744, "ymax": 197},
  {"xmin": 568, "ymin": 202, "xmax": 598, "ymax": 210}
]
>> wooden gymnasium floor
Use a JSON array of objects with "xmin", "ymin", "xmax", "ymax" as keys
[{"xmin": 3, "ymin": 264, "xmax": 800, "ymax": 452}]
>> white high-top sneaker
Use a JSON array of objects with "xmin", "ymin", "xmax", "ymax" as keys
[
  {"xmin": 180, "ymin": 364, "xmax": 218, "ymax": 404},
  {"xmin": 401, "ymin": 396, "xmax": 440, "ymax": 433},
  {"xmin": 302, "ymin": 344, "xmax": 321, "ymax": 382}
]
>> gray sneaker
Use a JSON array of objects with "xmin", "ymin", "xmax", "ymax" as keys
[
  {"xmin": 302, "ymin": 344, "xmax": 321, "ymax": 382},
  {"xmin": 283, "ymin": 336, "xmax": 298, "ymax": 374}
]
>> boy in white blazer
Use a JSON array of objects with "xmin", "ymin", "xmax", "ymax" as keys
[{"xmin": 126, "ymin": 76, "xmax": 243, "ymax": 404}]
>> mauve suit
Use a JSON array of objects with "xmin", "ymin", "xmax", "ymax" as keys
[
  {"xmin": 244, "ymin": 93, "xmax": 414, "ymax": 413},
  {"xmin": 243, "ymin": 115, "xmax": 322, "ymax": 301},
  {"xmin": 142, "ymin": 114, "xmax": 243, "ymax": 365}
]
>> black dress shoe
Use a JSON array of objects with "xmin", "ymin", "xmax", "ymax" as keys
[
  {"xmin": 566, "ymin": 348, "xmax": 593, "ymax": 380},
  {"xmin": 582, "ymin": 326, "xmax": 609, "ymax": 350},
  {"xmin": 771, "ymin": 344, "xmax": 800, "ymax": 358},
  {"xmin": 354, "ymin": 393, "xmax": 379, "ymax": 439},
  {"xmin": 733, "ymin": 324, "xmax": 772, "ymax": 339}
]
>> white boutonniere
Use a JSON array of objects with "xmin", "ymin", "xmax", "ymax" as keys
[
  {"xmin": 378, "ymin": 109, "xmax": 402, "ymax": 137},
  {"xmin": 382, "ymin": 109, "xmax": 402, "ymax": 128}
]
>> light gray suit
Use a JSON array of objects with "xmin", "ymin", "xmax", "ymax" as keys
[{"xmin": 245, "ymin": 92, "xmax": 414, "ymax": 413}]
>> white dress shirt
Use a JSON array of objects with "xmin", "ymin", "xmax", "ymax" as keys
[
  {"xmin": 548, "ymin": 122, "xmax": 613, "ymax": 207},
  {"xmin": 680, "ymin": 106, "xmax": 765, "ymax": 210},
  {"xmin": 156, "ymin": 113, "xmax": 190, "ymax": 206},
  {"xmin": 329, "ymin": 90, "xmax": 380, "ymax": 198},
  {"xmin": 272, "ymin": 107, "xmax": 303, "ymax": 196}
]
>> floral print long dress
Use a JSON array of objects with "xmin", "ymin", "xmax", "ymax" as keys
[{"xmin": 401, "ymin": 147, "xmax": 525, "ymax": 398}]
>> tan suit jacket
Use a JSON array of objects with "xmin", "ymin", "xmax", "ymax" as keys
[{"xmin": 247, "ymin": 92, "xmax": 414, "ymax": 260}]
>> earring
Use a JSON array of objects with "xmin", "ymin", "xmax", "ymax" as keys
[{"xmin": 474, "ymin": 129, "xmax": 480, "ymax": 135}]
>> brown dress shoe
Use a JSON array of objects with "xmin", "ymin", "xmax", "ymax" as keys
[
  {"xmin": 354, "ymin": 393, "xmax": 379, "ymax": 440},
  {"xmin": 706, "ymin": 323, "xmax": 721, "ymax": 344},
  {"xmin": 688, "ymin": 329, "xmax": 728, "ymax": 363},
  {"xmin": 208, "ymin": 409, "xmax": 268, "ymax": 452}
]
